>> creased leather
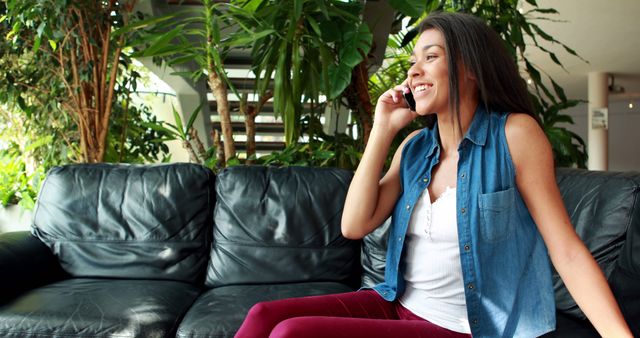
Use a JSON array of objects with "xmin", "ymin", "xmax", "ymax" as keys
[
  {"xmin": 31, "ymin": 163, "xmax": 215, "ymax": 283},
  {"xmin": 0, "ymin": 231, "xmax": 68, "ymax": 304},
  {"xmin": 0, "ymin": 278, "xmax": 201, "ymax": 338},
  {"xmin": 177, "ymin": 282, "xmax": 354, "ymax": 338},
  {"xmin": 206, "ymin": 166, "xmax": 360, "ymax": 287}
]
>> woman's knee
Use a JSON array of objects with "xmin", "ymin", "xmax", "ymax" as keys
[
  {"xmin": 234, "ymin": 301, "xmax": 281, "ymax": 338},
  {"xmin": 245, "ymin": 300, "xmax": 279, "ymax": 323},
  {"xmin": 269, "ymin": 317, "xmax": 314, "ymax": 338}
]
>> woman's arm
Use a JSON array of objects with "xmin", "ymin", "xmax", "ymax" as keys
[
  {"xmin": 505, "ymin": 113, "xmax": 633, "ymax": 337},
  {"xmin": 341, "ymin": 86, "xmax": 419, "ymax": 240}
]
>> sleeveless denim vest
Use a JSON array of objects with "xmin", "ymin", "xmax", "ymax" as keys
[{"xmin": 372, "ymin": 106, "xmax": 556, "ymax": 337}]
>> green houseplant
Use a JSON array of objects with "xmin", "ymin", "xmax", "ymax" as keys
[
  {"xmin": 1, "ymin": 1, "xmax": 175, "ymax": 209},
  {"xmin": 238, "ymin": 0, "xmax": 372, "ymax": 146},
  {"xmin": 3, "ymin": 0, "xmax": 176, "ymax": 163},
  {"xmin": 135, "ymin": 0, "xmax": 277, "ymax": 166}
]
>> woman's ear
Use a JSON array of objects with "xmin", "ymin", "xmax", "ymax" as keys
[
  {"xmin": 465, "ymin": 69, "xmax": 477, "ymax": 81},
  {"xmin": 458, "ymin": 62, "xmax": 476, "ymax": 82}
]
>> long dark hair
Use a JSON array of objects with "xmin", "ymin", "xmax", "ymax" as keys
[{"xmin": 418, "ymin": 12, "xmax": 537, "ymax": 127}]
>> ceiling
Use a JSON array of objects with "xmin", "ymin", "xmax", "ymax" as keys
[{"xmin": 522, "ymin": 0, "xmax": 640, "ymax": 102}]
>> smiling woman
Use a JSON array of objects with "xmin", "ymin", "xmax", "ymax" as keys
[{"xmin": 234, "ymin": 11, "xmax": 633, "ymax": 338}]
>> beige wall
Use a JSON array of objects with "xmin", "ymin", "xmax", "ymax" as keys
[{"xmin": 560, "ymin": 100, "xmax": 640, "ymax": 171}]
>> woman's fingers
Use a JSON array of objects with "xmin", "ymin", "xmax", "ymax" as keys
[{"xmin": 381, "ymin": 86, "xmax": 409, "ymax": 104}]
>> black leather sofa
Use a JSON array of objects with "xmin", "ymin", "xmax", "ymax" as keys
[{"xmin": 0, "ymin": 163, "xmax": 638, "ymax": 337}]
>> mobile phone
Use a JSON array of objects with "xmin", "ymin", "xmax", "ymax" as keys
[{"xmin": 402, "ymin": 90, "xmax": 416, "ymax": 111}]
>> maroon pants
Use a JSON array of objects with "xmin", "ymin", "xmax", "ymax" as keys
[{"xmin": 234, "ymin": 290, "xmax": 472, "ymax": 338}]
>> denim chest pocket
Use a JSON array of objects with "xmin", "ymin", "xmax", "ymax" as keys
[{"xmin": 478, "ymin": 187, "xmax": 516, "ymax": 242}]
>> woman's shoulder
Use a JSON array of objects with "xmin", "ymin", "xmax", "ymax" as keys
[
  {"xmin": 504, "ymin": 112, "xmax": 544, "ymax": 142},
  {"xmin": 504, "ymin": 112, "xmax": 552, "ymax": 170}
]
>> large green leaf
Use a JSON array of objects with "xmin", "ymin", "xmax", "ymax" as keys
[
  {"xmin": 112, "ymin": 12, "xmax": 177, "ymax": 38},
  {"xmin": 328, "ymin": 63, "xmax": 352, "ymax": 100},
  {"xmin": 389, "ymin": 0, "xmax": 425, "ymax": 17}
]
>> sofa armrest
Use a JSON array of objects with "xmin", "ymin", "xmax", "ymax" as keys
[{"xmin": 0, "ymin": 231, "xmax": 68, "ymax": 304}]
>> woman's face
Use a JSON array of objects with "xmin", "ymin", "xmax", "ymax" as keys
[{"xmin": 408, "ymin": 28, "xmax": 450, "ymax": 115}]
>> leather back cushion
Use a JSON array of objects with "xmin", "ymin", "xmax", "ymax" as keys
[
  {"xmin": 206, "ymin": 165, "xmax": 360, "ymax": 287},
  {"xmin": 32, "ymin": 163, "xmax": 214, "ymax": 283},
  {"xmin": 554, "ymin": 168, "xmax": 640, "ymax": 320}
]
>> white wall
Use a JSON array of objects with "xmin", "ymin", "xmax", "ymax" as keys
[
  {"xmin": 0, "ymin": 205, "xmax": 32, "ymax": 233},
  {"xmin": 133, "ymin": 91, "xmax": 191, "ymax": 163},
  {"xmin": 560, "ymin": 100, "xmax": 640, "ymax": 171},
  {"xmin": 133, "ymin": 57, "xmax": 211, "ymax": 164}
]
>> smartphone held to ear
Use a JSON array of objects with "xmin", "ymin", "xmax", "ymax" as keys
[{"xmin": 403, "ymin": 90, "xmax": 416, "ymax": 111}]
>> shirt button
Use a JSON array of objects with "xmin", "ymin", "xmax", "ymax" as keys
[
  {"xmin": 405, "ymin": 205, "xmax": 410, "ymax": 210},
  {"xmin": 398, "ymin": 237, "xmax": 402, "ymax": 242},
  {"xmin": 461, "ymin": 207, "xmax": 466, "ymax": 214},
  {"xmin": 472, "ymin": 318, "xmax": 478, "ymax": 325},
  {"xmin": 422, "ymin": 177, "xmax": 429, "ymax": 183},
  {"xmin": 464, "ymin": 244, "xmax": 470, "ymax": 251},
  {"xmin": 460, "ymin": 172, "xmax": 466, "ymax": 178},
  {"xmin": 468, "ymin": 283, "xmax": 475, "ymax": 290}
]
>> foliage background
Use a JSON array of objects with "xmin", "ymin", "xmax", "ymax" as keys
[
  {"xmin": 0, "ymin": 0, "xmax": 588, "ymax": 208},
  {"xmin": 0, "ymin": 1, "xmax": 173, "ymax": 208}
]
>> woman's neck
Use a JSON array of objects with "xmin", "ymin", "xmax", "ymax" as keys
[{"xmin": 436, "ymin": 98, "xmax": 478, "ymax": 156}]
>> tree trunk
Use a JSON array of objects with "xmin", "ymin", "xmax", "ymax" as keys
[
  {"xmin": 243, "ymin": 108, "xmax": 257, "ymax": 163},
  {"xmin": 189, "ymin": 128, "xmax": 208, "ymax": 161},
  {"xmin": 60, "ymin": 0, "xmax": 136, "ymax": 163},
  {"xmin": 182, "ymin": 139, "xmax": 200, "ymax": 163},
  {"xmin": 204, "ymin": 0, "xmax": 234, "ymax": 164},
  {"xmin": 241, "ymin": 91, "xmax": 272, "ymax": 164},
  {"xmin": 211, "ymin": 129, "xmax": 225, "ymax": 170},
  {"xmin": 346, "ymin": 59, "xmax": 374, "ymax": 146},
  {"xmin": 208, "ymin": 71, "xmax": 235, "ymax": 164},
  {"xmin": 245, "ymin": 113, "xmax": 256, "ymax": 163}
]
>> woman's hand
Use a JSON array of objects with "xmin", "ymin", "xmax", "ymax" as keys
[
  {"xmin": 341, "ymin": 83, "xmax": 423, "ymax": 239},
  {"xmin": 374, "ymin": 84, "xmax": 419, "ymax": 134}
]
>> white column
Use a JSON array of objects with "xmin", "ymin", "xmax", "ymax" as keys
[
  {"xmin": 323, "ymin": 104, "xmax": 350, "ymax": 136},
  {"xmin": 587, "ymin": 72, "xmax": 609, "ymax": 170}
]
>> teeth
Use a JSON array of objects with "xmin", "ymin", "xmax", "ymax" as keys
[{"xmin": 414, "ymin": 84, "xmax": 431, "ymax": 92}]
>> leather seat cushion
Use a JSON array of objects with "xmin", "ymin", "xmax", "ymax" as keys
[
  {"xmin": 0, "ymin": 278, "xmax": 201, "ymax": 338},
  {"xmin": 176, "ymin": 282, "xmax": 354, "ymax": 338}
]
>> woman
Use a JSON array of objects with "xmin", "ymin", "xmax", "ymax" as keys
[{"xmin": 234, "ymin": 12, "xmax": 632, "ymax": 338}]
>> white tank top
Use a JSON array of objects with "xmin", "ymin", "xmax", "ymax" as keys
[{"xmin": 398, "ymin": 186, "xmax": 471, "ymax": 334}]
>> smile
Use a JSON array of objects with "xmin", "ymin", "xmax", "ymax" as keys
[{"xmin": 414, "ymin": 84, "xmax": 433, "ymax": 93}]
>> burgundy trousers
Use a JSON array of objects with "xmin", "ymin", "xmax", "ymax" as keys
[{"xmin": 234, "ymin": 290, "xmax": 472, "ymax": 338}]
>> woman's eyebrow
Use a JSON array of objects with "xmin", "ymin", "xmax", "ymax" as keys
[{"xmin": 410, "ymin": 44, "xmax": 443, "ymax": 56}]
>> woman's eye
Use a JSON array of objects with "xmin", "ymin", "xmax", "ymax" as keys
[{"xmin": 426, "ymin": 54, "xmax": 437, "ymax": 61}]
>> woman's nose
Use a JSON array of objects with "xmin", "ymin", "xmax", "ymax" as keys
[{"xmin": 408, "ymin": 63, "xmax": 420, "ymax": 78}]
